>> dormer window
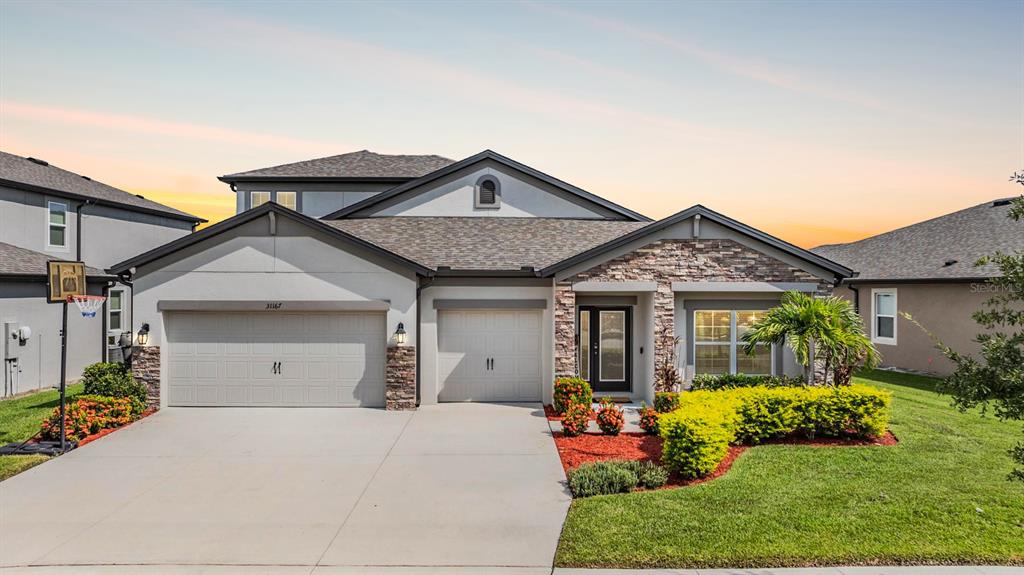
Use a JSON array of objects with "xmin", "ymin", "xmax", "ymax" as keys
[{"xmin": 474, "ymin": 176, "xmax": 500, "ymax": 209}]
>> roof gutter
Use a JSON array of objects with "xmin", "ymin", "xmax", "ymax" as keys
[{"xmin": 433, "ymin": 266, "xmax": 540, "ymax": 277}]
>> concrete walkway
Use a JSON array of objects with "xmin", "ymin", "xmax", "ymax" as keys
[{"xmin": 0, "ymin": 403, "xmax": 570, "ymax": 571}]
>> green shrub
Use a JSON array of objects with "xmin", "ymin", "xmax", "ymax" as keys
[
  {"xmin": 659, "ymin": 397, "xmax": 739, "ymax": 479},
  {"xmin": 691, "ymin": 373, "xmax": 806, "ymax": 391},
  {"xmin": 659, "ymin": 385, "xmax": 891, "ymax": 478},
  {"xmin": 654, "ymin": 391, "xmax": 681, "ymax": 413},
  {"xmin": 622, "ymin": 459, "xmax": 670, "ymax": 489},
  {"xmin": 553, "ymin": 377, "xmax": 593, "ymax": 414},
  {"xmin": 566, "ymin": 459, "xmax": 669, "ymax": 497},
  {"xmin": 561, "ymin": 402, "xmax": 591, "ymax": 437},
  {"xmin": 81, "ymin": 362, "xmax": 147, "ymax": 413}
]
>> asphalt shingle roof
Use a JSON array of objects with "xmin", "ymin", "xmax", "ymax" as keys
[
  {"xmin": 0, "ymin": 151, "xmax": 202, "ymax": 222},
  {"xmin": 0, "ymin": 242, "xmax": 107, "ymax": 277},
  {"xmin": 221, "ymin": 150, "xmax": 456, "ymax": 180},
  {"xmin": 812, "ymin": 198, "xmax": 1024, "ymax": 281},
  {"xmin": 327, "ymin": 217, "xmax": 650, "ymax": 271}
]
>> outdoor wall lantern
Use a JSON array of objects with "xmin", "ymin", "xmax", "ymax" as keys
[
  {"xmin": 137, "ymin": 323, "xmax": 150, "ymax": 346},
  {"xmin": 394, "ymin": 322, "xmax": 407, "ymax": 345}
]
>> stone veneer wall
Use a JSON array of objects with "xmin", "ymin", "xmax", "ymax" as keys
[
  {"xmin": 554, "ymin": 239, "xmax": 832, "ymax": 385},
  {"xmin": 131, "ymin": 346, "xmax": 161, "ymax": 408},
  {"xmin": 386, "ymin": 345, "xmax": 417, "ymax": 411}
]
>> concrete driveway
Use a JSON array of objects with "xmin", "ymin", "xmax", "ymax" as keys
[{"xmin": 0, "ymin": 403, "xmax": 570, "ymax": 573}]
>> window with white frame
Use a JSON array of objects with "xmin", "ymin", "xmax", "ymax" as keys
[
  {"xmin": 250, "ymin": 191, "xmax": 271, "ymax": 209},
  {"xmin": 871, "ymin": 288, "xmax": 897, "ymax": 344},
  {"xmin": 693, "ymin": 309, "xmax": 772, "ymax": 375},
  {"xmin": 106, "ymin": 289, "xmax": 124, "ymax": 346},
  {"xmin": 47, "ymin": 201, "xmax": 68, "ymax": 248},
  {"xmin": 276, "ymin": 191, "xmax": 297, "ymax": 210}
]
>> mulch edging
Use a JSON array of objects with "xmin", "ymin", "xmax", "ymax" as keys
[
  {"xmin": 74, "ymin": 408, "xmax": 158, "ymax": 448},
  {"xmin": 552, "ymin": 430, "xmax": 899, "ymax": 490}
]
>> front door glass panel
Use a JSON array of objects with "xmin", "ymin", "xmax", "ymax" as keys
[{"xmin": 599, "ymin": 311, "xmax": 626, "ymax": 382}]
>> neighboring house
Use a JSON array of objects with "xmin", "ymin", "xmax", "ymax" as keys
[
  {"xmin": 112, "ymin": 149, "xmax": 851, "ymax": 410},
  {"xmin": 813, "ymin": 198, "xmax": 1023, "ymax": 376},
  {"xmin": 0, "ymin": 151, "xmax": 204, "ymax": 396}
]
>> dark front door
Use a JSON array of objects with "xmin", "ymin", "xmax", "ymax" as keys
[{"xmin": 578, "ymin": 306, "xmax": 631, "ymax": 393}]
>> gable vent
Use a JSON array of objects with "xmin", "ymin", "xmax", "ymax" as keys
[{"xmin": 479, "ymin": 179, "xmax": 496, "ymax": 204}]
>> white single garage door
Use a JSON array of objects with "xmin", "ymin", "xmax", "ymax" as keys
[
  {"xmin": 438, "ymin": 309, "xmax": 542, "ymax": 402},
  {"xmin": 166, "ymin": 312, "xmax": 385, "ymax": 407}
]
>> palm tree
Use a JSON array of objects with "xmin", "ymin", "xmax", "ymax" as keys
[{"xmin": 741, "ymin": 291, "xmax": 879, "ymax": 385}]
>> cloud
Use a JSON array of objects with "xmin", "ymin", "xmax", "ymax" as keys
[
  {"xmin": 1, "ymin": 101, "xmax": 339, "ymax": 154},
  {"xmin": 527, "ymin": 2, "xmax": 890, "ymax": 111}
]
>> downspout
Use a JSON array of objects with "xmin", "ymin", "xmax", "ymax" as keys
[
  {"xmin": 848, "ymin": 283, "xmax": 860, "ymax": 314},
  {"xmin": 75, "ymin": 199, "xmax": 94, "ymax": 261},
  {"xmin": 414, "ymin": 276, "xmax": 435, "ymax": 407}
]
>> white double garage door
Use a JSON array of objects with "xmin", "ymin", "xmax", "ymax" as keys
[{"xmin": 165, "ymin": 309, "xmax": 541, "ymax": 407}]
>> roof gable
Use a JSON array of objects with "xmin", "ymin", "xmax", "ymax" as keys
[
  {"xmin": 539, "ymin": 205, "xmax": 853, "ymax": 279},
  {"xmin": 107, "ymin": 203, "xmax": 432, "ymax": 276},
  {"xmin": 0, "ymin": 151, "xmax": 203, "ymax": 223},
  {"xmin": 324, "ymin": 150, "xmax": 651, "ymax": 222}
]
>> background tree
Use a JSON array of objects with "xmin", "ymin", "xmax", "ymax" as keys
[
  {"xmin": 741, "ymin": 291, "xmax": 879, "ymax": 385},
  {"xmin": 921, "ymin": 183, "xmax": 1023, "ymax": 481}
]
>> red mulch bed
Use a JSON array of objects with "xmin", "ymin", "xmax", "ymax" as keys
[
  {"xmin": 544, "ymin": 404, "xmax": 596, "ymax": 421},
  {"xmin": 552, "ymin": 430, "xmax": 898, "ymax": 490},
  {"xmin": 76, "ymin": 408, "xmax": 158, "ymax": 447}
]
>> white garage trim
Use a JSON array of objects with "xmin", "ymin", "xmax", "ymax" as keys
[
  {"xmin": 165, "ymin": 311, "xmax": 386, "ymax": 407},
  {"xmin": 158, "ymin": 300, "xmax": 390, "ymax": 312}
]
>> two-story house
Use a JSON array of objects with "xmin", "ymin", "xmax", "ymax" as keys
[
  {"xmin": 113, "ymin": 149, "xmax": 850, "ymax": 411},
  {"xmin": 1, "ymin": 151, "xmax": 204, "ymax": 395}
]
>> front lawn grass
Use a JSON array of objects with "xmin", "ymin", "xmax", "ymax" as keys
[
  {"xmin": 0, "ymin": 384, "xmax": 83, "ymax": 481},
  {"xmin": 555, "ymin": 369, "xmax": 1024, "ymax": 568}
]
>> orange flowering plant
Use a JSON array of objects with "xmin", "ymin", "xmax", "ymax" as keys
[
  {"xmin": 553, "ymin": 377, "xmax": 593, "ymax": 414},
  {"xmin": 596, "ymin": 398, "xmax": 625, "ymax": 436},
  {"xmin": 41, "ymin": 395, "xmax": 140, "ymax": 442},
  {"xmin": 561, "ymin": 402, "xmax": 592, "ymax": 437},
  {"xmin": 638, "ymin": 402, "xmax": 660, "ymax": 435}
]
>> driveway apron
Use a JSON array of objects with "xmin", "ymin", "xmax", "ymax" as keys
[{"xmin": 0, "ymin": 403, "xmax": 570, "ymax": 570}]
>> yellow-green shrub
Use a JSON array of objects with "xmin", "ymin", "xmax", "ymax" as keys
[
  {"xmin": 659, "ymin": 395, "xmax": 739, "ymax": 479},
  {"xmin": 659, "ymin": 384, "xmax": 891, "ymax": 478}
]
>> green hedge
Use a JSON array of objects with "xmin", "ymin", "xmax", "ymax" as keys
[
  {"xmin": 690, "ymin": 373, "xmax": 807, "ymax": 391},
  {"xmin": 567, "ymin": 459, "xmax": 669, "ymax": 498},
  {"xmin": 659, "ymin": 385, "xmax": 891, "ymax": 479},
  {"xmin": 81, "ymin": 362, "xmax": 147, "ymax": 413}
]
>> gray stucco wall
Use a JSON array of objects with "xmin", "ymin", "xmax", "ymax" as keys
[
  {"xmin": 1, "ymin": 280, "xmax": 105, "ymax": 394},
  {"xmin": 836, "ymin": 282, "xmax": 991, "ymax": 376},
  {"xmin": 232, "ymin": 181, "xmax": 395, "ymax": 218},
  {"xmin": 358, "ymin": 160, "xmax": 622, "ymax": 219},
  {"xmin": 130, "ymin": 214, "xmax": 419, "ymax": 408},
  {"xmin": 0, "ymin": 185, "xmax": 193, "ymax": 269}
]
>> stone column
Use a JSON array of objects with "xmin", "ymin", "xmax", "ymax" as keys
[
  {"xmin": 131, "ymin": 346, "xmax": 161, "ymax": 409},
  {"xmin": 554, "ymin": 282, "xmax": 577, "ymax": 378},
  {"xmin": 653, "ymin": 282, "xmax": 677, "ymax": 391},
  {"xmin": 386, "ymin": 345, "xmax": 416, "ymax": 410}
]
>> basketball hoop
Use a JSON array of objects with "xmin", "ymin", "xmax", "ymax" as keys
[{"xmin": 68, "ymin": 295, "xmax": 106, "ymax": 318}]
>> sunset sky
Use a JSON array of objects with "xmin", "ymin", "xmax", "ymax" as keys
[{"xmin": 1, "ymin": 1, "xmax": 1021, "ymax": 247}]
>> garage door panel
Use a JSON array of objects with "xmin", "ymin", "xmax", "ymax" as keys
[
  {"xmin": 166, "ymin": 312, "xmax": 385, "ymax": 407},
  {"xmin": 438, "ymin": 309, "xmax": 542, "ymax": 403}
]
